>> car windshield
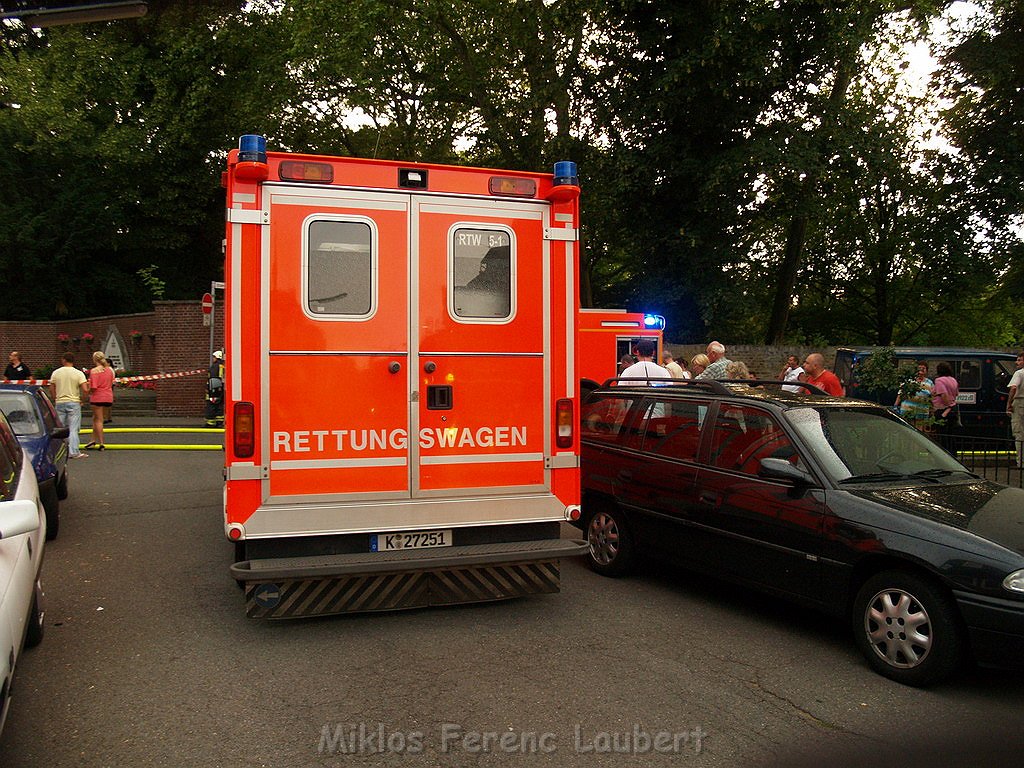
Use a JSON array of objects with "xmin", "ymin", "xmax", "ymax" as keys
[
  {"xmin": 0, "ymin": 392, "xmax": 43, "ymax": 437},
  {"xmin": 784, "ymin": 406, "xmax": 968, "ymax": 483}
]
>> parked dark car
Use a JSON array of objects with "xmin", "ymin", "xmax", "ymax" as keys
[
  {"xmin": 834, "ymin": 347, "xmax": 1018, "ymax": 439},
  {"xmin": 0, "ymin": 384, "xmax": 69, "ymax": 539},
  {"xmin": 577, "ymin": 378, "xmax": 1024, "ymax": 686}
]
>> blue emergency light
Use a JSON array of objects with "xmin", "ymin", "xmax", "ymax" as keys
[
  {"xmin": 553, "ymin": 161, "xmax": 578, "ymax": 187},
  {"xmin": 238, "ymin": 134, "xmax": 267, "ymax": 164},
  {"xmin": 643, "ymin": 314, "xmax": 666, "ymax": 330}
]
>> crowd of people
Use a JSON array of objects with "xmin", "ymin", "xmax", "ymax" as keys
[{"xmin": 618, "ymin": 342, "xmax": 847, "ymax": 397}]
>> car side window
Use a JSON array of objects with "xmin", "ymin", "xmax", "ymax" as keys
[
  {"xmin": 581, "ymin": 394, "xmax": 635, "ymax": 440},
  {"xmin": 632, "ymin": 399, "xmax": 707, "ymax": 462},
  {"xmin": 994, "ymin": 360, "xmax": 1014, "ymax": 394},
  {"xmin": 36, "ymin": 392, "xmax": 57, "ymax": 432},
  {"xmin": 955, "ymin": 360, "xmax": 981, "ymax": 390},
  {"xmin": 708, "ymin": 405, "xmax": 801, "ymax": 476}
]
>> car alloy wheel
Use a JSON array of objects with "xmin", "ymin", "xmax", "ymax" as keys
[
  {"xmin": 585, "ymin": 505, "xmax": 634, "ymax": 577},
  {"xmin": 853, "ymin": 570, "xmax": 962, "ymax": 686},
  {"xmin": 863, "ymin": 586, "xmax": 932, "ymax": 668}
]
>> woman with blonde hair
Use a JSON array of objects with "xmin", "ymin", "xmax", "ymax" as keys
[
  {"xmin": 85, "ymin": 351, "xmax": 115, "ymax": 450},
  {"xmin": 690, "ymin": 353, "xmax": 709, "ymax": 378}
]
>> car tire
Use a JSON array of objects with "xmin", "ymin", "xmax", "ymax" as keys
[
  {"xmin": 56, "ymin": 469, "xmax": 68, "ymax": 500},
  {"xmin": 852, "ymin": 570, "xmax": 963, "ymax": 687},
  {"xmin": 25, "ymin": 589, "xmax": 44, "ymax": 648},
  {"xmin": 41, "ymin": 483, "xmax": 60, "ymax": 541},
  {"xmin": 585, "ymin": 503, "xmax": 635, "ymax": 577}
]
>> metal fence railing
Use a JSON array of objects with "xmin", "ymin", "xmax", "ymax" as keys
[{"xmin": 940, "ymin": 433, "xmax": 1023, "ymax": 488}]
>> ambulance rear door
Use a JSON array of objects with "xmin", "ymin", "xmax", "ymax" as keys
[
  {"xmin": 262, "ymin": 185, "xmax": 412, "ymax": 512},
  {"xmin": 412, "ymin": 196, "xmax": 555, "ymax": 501},
  {"xmin": 259, "ymin": 185, "xmax": 561, "ymax": 533}
]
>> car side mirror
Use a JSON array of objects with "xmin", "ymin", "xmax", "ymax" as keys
[
  {"xmin": 759, "ymin": 457, "xmax": 815, "ymax": 486},
  {"xmin": 0, "ymin": 499, "xmax": 41, "ymax": 538},
  {"xmin": 51, "ymin": 426, "xmax": 70, "ymax": 440}
]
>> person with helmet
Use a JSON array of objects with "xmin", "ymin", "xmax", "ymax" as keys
[{"xmin": 205, "ymin": 349, "xmax": 225, "ymax": 427}]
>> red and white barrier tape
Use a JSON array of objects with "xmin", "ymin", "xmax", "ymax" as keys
[{"xmin": 4, "ymin": 369, "xmax": 207, "ymax": 386}]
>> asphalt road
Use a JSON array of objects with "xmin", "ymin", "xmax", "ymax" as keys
[{"xmin": 2, "ymin": 432, "xmax": 1023, "ymax": 767}]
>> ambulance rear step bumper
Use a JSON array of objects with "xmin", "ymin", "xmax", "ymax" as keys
[{"xmin": 231, "ymin": 538, "xmax": 590, "ymax": 619}]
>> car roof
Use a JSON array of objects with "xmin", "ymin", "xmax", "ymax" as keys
[{"xmin": 591, "ymin": 378, "xmax": 883, "ymax": 411}]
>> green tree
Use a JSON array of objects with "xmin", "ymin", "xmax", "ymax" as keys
[{"xmin": 0, "ymin": 2, "xmax": 293, "ymax": 318}]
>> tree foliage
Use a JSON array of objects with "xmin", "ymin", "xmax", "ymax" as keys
[{"xmin": 0, "ymin": 0, "xmax": 1019, "ymax": 349}]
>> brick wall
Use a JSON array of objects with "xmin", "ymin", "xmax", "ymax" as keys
[
  {"xmin": 154, "ymin": 300, "xmax": 224, "ymax": 416},
  {"xmin": 0, "ymin": 301, "xmax": 224, "ymax": 418}
]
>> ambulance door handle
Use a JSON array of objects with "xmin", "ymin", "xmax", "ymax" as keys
[
  {"xmin": 424, "ymin": 361, "xmax": 436, "ymax": 373},
  {"xmin": 388, "ymin": 362, "xmax": 401, "ymax": 374}
]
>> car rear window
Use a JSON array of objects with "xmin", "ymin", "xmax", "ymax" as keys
[
  {"xmin": 0, "ymin": 392, "xmax": 42, "ymax": 437},
  {"xmin": 581, "ymin": 394, "xmax": 636, "ymax": 439}
]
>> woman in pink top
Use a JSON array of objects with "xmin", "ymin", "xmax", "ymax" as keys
[
  {"xmin": 85, "ymin": 351, "xmax": 115, "ymax": 450},
  {"xmin": 931, "ymin": 361, "xmax": 960, "ymax": 450}
]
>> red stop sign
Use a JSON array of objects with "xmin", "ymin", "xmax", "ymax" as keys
[{"xmin": 201, "ymin": 292, "xmax": 214, "ymax": 314}]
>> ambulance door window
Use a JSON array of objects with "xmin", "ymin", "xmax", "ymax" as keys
[
  {"xmin": 305, "ymin": 218, "xmax": 375, "ymax": 318},
  {"xmin": 450, "ymin": 226, "xmax": 514, "ymax": 321}
]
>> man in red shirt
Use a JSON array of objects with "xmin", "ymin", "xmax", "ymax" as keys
[{"xmin": 802, "ymin": 353, "xmax": 845, "ymax": 397}]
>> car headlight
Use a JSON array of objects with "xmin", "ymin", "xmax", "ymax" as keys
[{"xmin": 1003, "ymin": 570, "xmax": 1024, "ymax": 594}]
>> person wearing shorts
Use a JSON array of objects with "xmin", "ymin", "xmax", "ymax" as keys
[{"xmin": 85, "ymin": 351, "xmax": 115, "ymax": 450}]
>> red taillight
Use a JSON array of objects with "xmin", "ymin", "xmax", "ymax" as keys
[
  {"xmin": 279, "ymin": 160, "xmax": 334, "ymax": 183},
  {"xmin": 233, "ymin": 401, "xmax": 255, "ymax": 458},
  {"xmin": 556, "ymin": 398, "xmax": 573, "ymax": 449},
  {"xmin": 489, "ymin": 176, "xmax": 537, "ymax": 197}
]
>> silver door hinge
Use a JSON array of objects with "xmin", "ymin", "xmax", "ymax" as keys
[
  {"xmin": 227, "ymin": 208, "xmax": 270, "ymax": 225},
  {"xmin": 544, "ymin": 227, "xmax": 577, "ymax": 242}
]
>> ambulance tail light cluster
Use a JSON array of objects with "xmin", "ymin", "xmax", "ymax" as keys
[
  {"xmin": 233, "ymin": 402, "xmax": 255, "ymax": 458},
  {"xmin": 488, "ymin": 177, "xmax": 537, "ymax": 197},
  {"xmin": 279, "ymin": 161, "xmax": 334, "ymax": 183},
  {"xmin": 555, "ymin": 398, "xmax": 573, "ymax": 449}
]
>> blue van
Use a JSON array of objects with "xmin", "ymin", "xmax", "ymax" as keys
[{"xmin": 833, "ymin": 347, "xmax": 1019, "ymax": 439}]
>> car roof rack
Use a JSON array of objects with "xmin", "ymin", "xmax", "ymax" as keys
[{"xmin": 597, "ymin": 377, "xmax": 830, "ymax": 398}]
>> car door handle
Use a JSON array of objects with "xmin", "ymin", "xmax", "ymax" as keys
[
  {"xmin": 618, "ymin": 470, "xmax": 634, "ymax": 483},
  {"xmin": 700, "ymin": 490, "xmax": 720, "ymax": 506}
]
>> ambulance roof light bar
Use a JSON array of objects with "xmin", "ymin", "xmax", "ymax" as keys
[
  {"xmin": 547, "ymin": 160, "xmax": 579, "ymax": 203},
  {"xmin": 643, "ymin": 314, "xmax": 666, "ymax": 330},
  {"xmin": 238, "ymin": 134, "xmax": 267, "ymax": 164},
  {"xmin": 234, "ymin": 134, "xmax": 269, "ymax": 182}
]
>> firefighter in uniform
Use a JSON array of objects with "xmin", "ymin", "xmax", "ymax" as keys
[{"xmin": 205, "ymin": 349, "xmax": 225, "ymax": 427}]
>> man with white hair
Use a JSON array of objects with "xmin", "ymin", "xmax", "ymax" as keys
[{"xmin": 695, "ymin": 341, "xmax": 731, "ymax": 380}]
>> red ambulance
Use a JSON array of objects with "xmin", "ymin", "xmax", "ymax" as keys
[
  {"xmin": 579, "ymin": 308, "xmax": 665, "ymax": 392},
  {"xmin": 221, "ymin": 135, "xmax": 587, "ymax": 618}
]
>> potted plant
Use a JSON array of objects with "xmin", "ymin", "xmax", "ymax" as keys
[
  {"xmin": 56, "ymin": 332, "xmax": 69, "ymax": 347},
  {"xmin": 82, "ymin": 332, "xmax": 94, "ymax": 345},
  {"xmin": 129, "ymin": 329, "xmax": 143, "ymax": 344}
]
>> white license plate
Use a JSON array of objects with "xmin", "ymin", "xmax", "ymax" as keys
[{"xmin": 372, "ymin": 529, "xmax": 453, "ymax": 552}]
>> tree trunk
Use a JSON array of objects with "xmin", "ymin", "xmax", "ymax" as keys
[{"xmin": 763, "ymin": 56, "xmax": 858, "ymax": 344}]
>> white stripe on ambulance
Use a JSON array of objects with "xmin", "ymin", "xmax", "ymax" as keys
[{"xmin": 272, "ymin": 426, "xmax": 528, "ymax": 453}]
